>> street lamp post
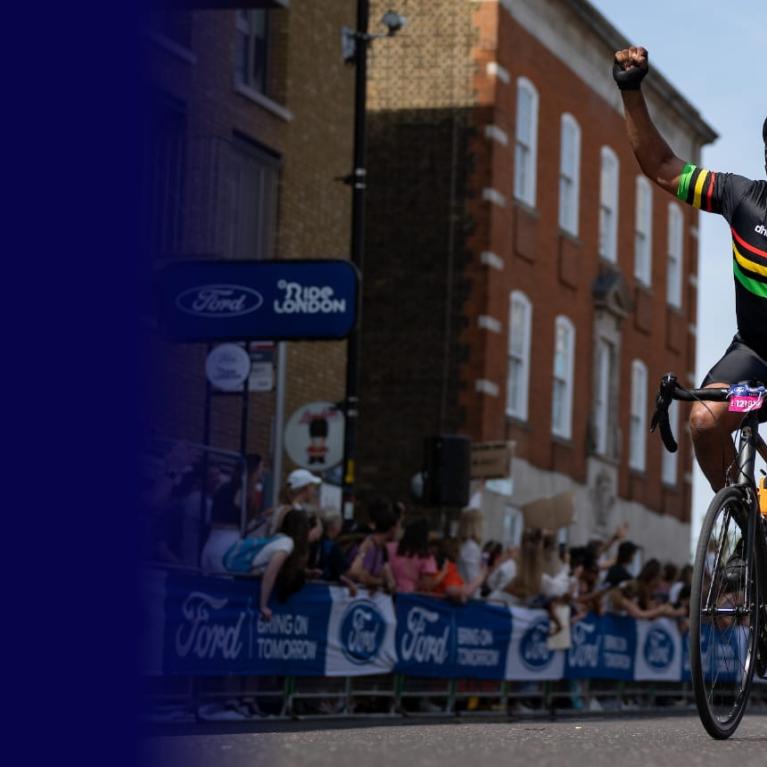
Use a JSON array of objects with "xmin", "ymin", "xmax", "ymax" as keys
[{"xmin": 341, "ymin": 4, "xmax": 406, "ymax": 520}]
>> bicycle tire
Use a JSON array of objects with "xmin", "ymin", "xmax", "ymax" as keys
[{"xmin": 689, "ymin": 486, "xmax": 761, "ymax": 739}]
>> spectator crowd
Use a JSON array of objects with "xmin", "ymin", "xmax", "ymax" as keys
[{"xmin": 141, "ymin": 443, "xmax": 693, "ymax": 641}]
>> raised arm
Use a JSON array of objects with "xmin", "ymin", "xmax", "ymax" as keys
[{"xmin": 613, "ymin": 47, "xmax": 685, "ymax": 196}]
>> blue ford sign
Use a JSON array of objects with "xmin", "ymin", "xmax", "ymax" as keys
[{"xmin": 160, "ymin": 260, "xmax": 359, "ymax": 341}]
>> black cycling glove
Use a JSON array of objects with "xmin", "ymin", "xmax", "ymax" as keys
[{"xmin": 612, "ymin": 59, "xmax": 648, "ymax": 91}]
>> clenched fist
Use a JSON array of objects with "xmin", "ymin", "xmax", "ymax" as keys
[{"xmin": 613, "ymin": 46, "xmax": 648, "ymax": 91}]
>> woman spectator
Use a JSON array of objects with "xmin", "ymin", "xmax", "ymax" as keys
[
  {"xmin": 219, "ymin": 508, "xmax": 314, "ymax": 619},
  {"xmin": 253, "ymin": 468, "xmax": 322, "ymax": 536},
  {"xmin": 490, "ymin": 528, "xmax": 544, "ymax": 606},
  {"xmin": 347, "ymin": 498, "xmax": 399, "ymax": 593},
  {"xmin": 386, "ymin": 517, "xmax": 439, "ymax": 593},
  {"xmin": 604, "ymin": 558, "xmax": 685, "ymax": 619},
  {"xmin": 200, "ymin": 466, "xmax": 247, "ymax": 574},
  {"xmin": 669, "ymin": 563, "xmax": 693, "ymax": 605},
  {"xmin": 655, "ymin": 562, "xmax": 678, "ymax": 602},
  {"xmin": 457, "ymin": 508, "xmax": 484, "ymax": 597},
  {"xmin": 483, "ymin": 544, "xmax": 518, "ymax": 597}
]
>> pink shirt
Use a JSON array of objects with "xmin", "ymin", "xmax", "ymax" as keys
[{"xmin": 386, "ymin": 542, "xmax": 438, "ymax": 593}]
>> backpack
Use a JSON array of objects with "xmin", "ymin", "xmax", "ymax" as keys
[{"xmin": 223, "ymin": 535, "xmax": 277, "ymax": 574}]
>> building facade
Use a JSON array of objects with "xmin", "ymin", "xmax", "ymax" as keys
[
  {"xmin": 360, "ymin": 0, "xmax": 716, "ymax": 562},
  {"xmin": 141, "ymin": 1, "xmax": 355, "ymax": 502}
]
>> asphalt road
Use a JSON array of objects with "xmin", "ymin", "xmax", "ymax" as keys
[{"xmin": 143, "ymin": 715, "xmax": 767, "ymax": 767}]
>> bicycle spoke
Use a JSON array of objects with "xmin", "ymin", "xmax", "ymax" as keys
[{"xmin": 692, "ymin": 492, "xmax": 758, "ymax": 735}]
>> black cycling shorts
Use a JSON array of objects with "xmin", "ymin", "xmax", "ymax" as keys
[
  {"xmin": 702, "ymin": 334, "xmax": 767, "ymax": 387},
  {"xmin": 702, "ymin": 334, "xmax": 767, "ymax": 421}
]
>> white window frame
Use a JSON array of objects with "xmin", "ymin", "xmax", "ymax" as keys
[
  {"xmin": 235, "ymin": 9, "xmax": 270, "ymax": 95},
  {"xmin": 558, "ymin": 113, "xmax": 581, "ymax": 236},
  {"xmin": 551, "ymin": 316, "xmax": 575, "ymax": 440},
  {"xmin": 662, "ymin": 400, "xmax": 679, "ymax": 485},
  {"xmin": 598, "ymin": 146, "xmax": 620, "ymax": 263},
  {"xmin": 594, "ymin": 337, "xmax": 615, "ymax": 456},
  {"xmin": 634, "ymin": 176, "xmax": 653, "ymax": 286},
  {"xmin": 667, "ymin": 202, "xmax": 684, "ymax": 308},
  {"xmin": 629, "ymin": 360, "xmax": 648, "ymax": 471},
  {"xmin": 514, "ymin": 77, "xmax": 539, "ymax": 208},
  {"xmin": 507, "ymin": 291, "xmax": 533, "ymax": 421}
]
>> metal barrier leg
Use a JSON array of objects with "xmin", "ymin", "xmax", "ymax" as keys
[{"xmin": 447, "ymin": 679, "xmax": 456, "ymax": 715}]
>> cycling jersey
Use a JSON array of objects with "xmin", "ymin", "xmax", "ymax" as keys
[{"xmin": 677, "ymin": 163, "xmax": 767, "ymax": 357}]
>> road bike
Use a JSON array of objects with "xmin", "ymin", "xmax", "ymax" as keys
[{"xmin": 651, "ymin": 374, "xmax": 767, "ymax": 738}]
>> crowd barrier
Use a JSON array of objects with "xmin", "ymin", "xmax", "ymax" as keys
[{"xmin": 143, "ymin": 568, "xmax": 713, "ymax": 684}]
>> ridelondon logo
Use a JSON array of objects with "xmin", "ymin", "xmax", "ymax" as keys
[
  {"xmin": 274, "ymin": 281, "xmax": 347, "ymax": 315},
  {"xmin": 176, "ymin": 284, "xmax": 264, "ymax": 318},
  {"xmin": 643, "ymin": 627, "xmax": 674, "ymax": 670},
  {"xmin": 519, "ymin": 619, "xmax": 554, "ymax": 670},
  {"xmin": 339, "ymin": 600, "xmax": 386, "ymax": 664}
]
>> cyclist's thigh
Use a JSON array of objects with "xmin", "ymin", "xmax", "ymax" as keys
[
  {"xmin": 701, "ymin": 334, "xmax": 767, "ymax": 424},
  {"xmin": 690, "ymin": 383, "xmax": 742, "ymax": 433}
]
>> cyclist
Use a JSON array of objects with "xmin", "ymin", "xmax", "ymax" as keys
[{"xmin": 613, "ymin": 46, "xmax": 767, "ymax": 492}]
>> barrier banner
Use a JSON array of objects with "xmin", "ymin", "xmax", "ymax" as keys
[
  {"xmin": 160, "ymin": 571, "xmax": 334, "ymax": 676},
  {"xmin": 154, "ymin": 571, "xmax": 397, "ymax": 677},
  {"xmin": 633, "ymin": 617, "xmax": 682, "ymax": 681},
  {"xmin": 325, "ymin": 586, "xmax": 398, "ymax": 677},
  {"xmin": 144, "ymin": 569, "xmax": 699, "ymax": 683},
  {"xmin": 394, "ymin": 593, "xmax": 512, "ymax": 679},
  {"xmin": 682, "ymin": 631, "xmax": 691, "ymax": 682},
  {"xmin": 566, "ymin": 613, "xmax": 635, "ymax": 680},
  {"xmin": 505, "ymin": 608, "xmax": 565, "ymax": 681}
]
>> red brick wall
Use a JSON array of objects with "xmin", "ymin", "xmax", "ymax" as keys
[{"xmin": 458, "ymin": 13, "xmax": 697, "ymax": 521}]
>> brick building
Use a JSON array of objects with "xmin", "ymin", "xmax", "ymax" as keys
[
  {"xmin": 141, "ymin": 1, "xmax": 355, "ymax": 502},
  {"xmin": 359, "ymin": 0, "xmax": 716, "ymax": 562}
]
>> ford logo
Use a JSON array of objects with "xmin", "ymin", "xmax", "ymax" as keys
[
  {"xmin": 175, "ymin": 284, "xmax": 263, "ymax": 318},
  {"xmin": 519, "ymin": 619, "xmax": 554, "ymax": 670},
  {"xmin": 643, "ymin": 627, "xmax": 674, "ymax": 670},
  {"xmin": 339, "ymin": 601, "xmax": 386, "ymax": 664}
]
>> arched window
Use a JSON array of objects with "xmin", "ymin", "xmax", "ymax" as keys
[
  {"xmin": 514, "ymin": 77, "xmax": 539, "ymax": 208},
  {"xmin": 559, "ymin": 114, "xmax": 581, "ymax": 236},
  {"xmin": 551, "ymin": 316, "xmax": 575, "ymax": 439},
  {"xmin": 507, "ymin": 291, "xmax": 532, "ymax": 420}
]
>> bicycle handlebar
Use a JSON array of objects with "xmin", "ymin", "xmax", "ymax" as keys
[{"xmin": 650, "ymin": 374, "xmax": 730, "ymax": 454}]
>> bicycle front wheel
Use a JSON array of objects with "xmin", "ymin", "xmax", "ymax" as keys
[{"xmin": 690, "ymin": 486, "xmax": 761, "ymax": 739}]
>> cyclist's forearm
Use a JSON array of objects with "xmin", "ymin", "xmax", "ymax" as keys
[{"xmin": 621, "ymin": 90, "xmax": 680, "ymax": 188}]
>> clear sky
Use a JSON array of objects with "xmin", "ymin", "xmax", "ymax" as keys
[{"xmin": 587, "ymin": 0, "xmax": 765, "ymax": 558}]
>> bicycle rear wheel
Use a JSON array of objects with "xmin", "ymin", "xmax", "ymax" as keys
[{"xmin": 690, "ymin": 486, "xmax": 760, "ymax": 739}]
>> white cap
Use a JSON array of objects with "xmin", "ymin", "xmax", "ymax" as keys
[{"xmin": 287, "ymin": 468, "xmax": 322, "ymax": 491}]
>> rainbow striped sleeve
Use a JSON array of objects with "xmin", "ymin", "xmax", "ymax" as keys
[{"xmin": 677, "ymin": 162, "xmax": 720, "ymax": 213}]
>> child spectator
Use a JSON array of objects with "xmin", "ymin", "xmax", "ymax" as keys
[
  {"xmin": 347, "ymin": 498, "xmax": 399, "ymax": 593},
  {"xmin": 457, "ymin": 508, "xmax": 484, "ymax": 597},
  {"xmin": 432, "ymin": 537, "xmax": 487, "ymax": 603},
  {"xmin": 308, "ymin": 508, "xmax": 358, "ymax": 595},
  {"xmin": 386, "ymin": 517, "xmax": 439, "ymax": 593}
]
